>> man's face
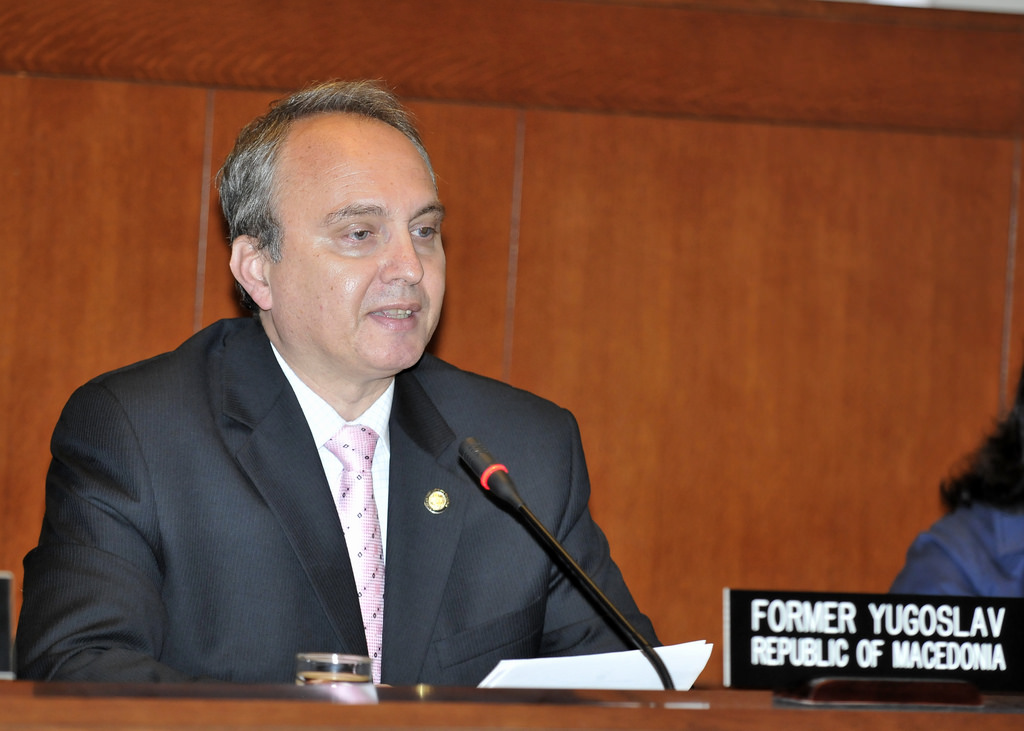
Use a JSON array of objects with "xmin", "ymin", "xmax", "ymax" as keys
[{"xmin": 250, "ymin": 114, "xmax": 445, "ymax": 397}]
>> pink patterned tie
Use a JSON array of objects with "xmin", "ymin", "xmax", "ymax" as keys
[{"xmin": 326, "ymin": 424, "xmax": 384, "ymax": 683}]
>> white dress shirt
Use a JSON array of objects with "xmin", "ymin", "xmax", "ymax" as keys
[{"xmin": 271, "ymin": 345, "xmax": 394, "ymax": 561}]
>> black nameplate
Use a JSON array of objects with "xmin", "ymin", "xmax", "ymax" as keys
[
  {"xmin": 0, "ymin": 572, "xmax": 10, "ymax": 679},
  {"xmin": 724, "ymin": 589, "xmax": 1024, "ymax": 691}
]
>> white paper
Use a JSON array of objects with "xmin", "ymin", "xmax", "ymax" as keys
[{"xmin": 477, "ymin": 640, "xmax": 712, "ymax": 690}]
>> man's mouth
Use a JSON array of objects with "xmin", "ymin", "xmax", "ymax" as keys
[{"xmin": 372, "ymin": 309, "xmax": 414, "ymax": 319}]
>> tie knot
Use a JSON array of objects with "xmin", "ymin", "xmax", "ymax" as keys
[{"xmin": 326, "ymin": 424, "xmax": 379, "ymax": 472}]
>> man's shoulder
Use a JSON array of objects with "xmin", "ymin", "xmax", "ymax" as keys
[
  {"xmin": 408, "ymin": 353, "xmax": 563, "ymax": 412},
  {"xmin": 86, "ymin": 318, "xmax": 264, "ymax": 392},
  {"xmin": 401, "ymin": 353, "xmax": 579, "ymax": 450}
]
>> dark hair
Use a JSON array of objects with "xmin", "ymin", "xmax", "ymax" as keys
[
  {"xmin": 941, "ymin": 362, "xmax": 1024, "ymax": 510},
  {"xmin": 217, "ymin": 79, "xmax": 433, "ymax": 312}
]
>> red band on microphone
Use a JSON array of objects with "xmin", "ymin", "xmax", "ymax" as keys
[{"xmin": 479, "ymin": 463, "xmax": 509, "ymax": 490}]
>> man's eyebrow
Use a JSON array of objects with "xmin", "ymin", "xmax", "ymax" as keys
[
  {"xmin": 321, "ymin": 202, "xmax": 445, "ymax": 226},
  {"xmin": 413, "ymin": 203, "xmax": 446, "ymax": 221},
  {"xmin": 322, "ymin": 204, "xmax": 388, "ymax": 227}
]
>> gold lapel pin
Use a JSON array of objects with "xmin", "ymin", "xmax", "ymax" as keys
[{"xmin": 424, "ymin": 489, "xmax": 450, "ymax": 514}]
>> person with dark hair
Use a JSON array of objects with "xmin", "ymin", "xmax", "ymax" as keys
[
  {"xmin": 890, "ymin": 364, "xmax": 1024, "ymax": 597},
  {"xmin": 16, "ymin": 80, "xmax": 658, "ymax": 684}
]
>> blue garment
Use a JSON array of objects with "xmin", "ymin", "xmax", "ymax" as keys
[{"xmin": 891, "ymin": 503, "xmax": 1024, "ymax": 597}]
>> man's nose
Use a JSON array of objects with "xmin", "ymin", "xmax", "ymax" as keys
[{"xmin": 380, "ymin": 233, "xmax": 424, "ymax": 285}]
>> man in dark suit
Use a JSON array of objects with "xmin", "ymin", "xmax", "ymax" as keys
[{"xmin": 16, "ymin": 80, "xmax": 658, "ymax": 685}]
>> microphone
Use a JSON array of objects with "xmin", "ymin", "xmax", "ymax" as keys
[{"xmin": 459, "ymin": 436, "xmax": 675, "ymax": 691}]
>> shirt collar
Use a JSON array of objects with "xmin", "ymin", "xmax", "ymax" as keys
[{"xmin": 270, "ymin": 343, "xmax": 393, "ymax": 454}]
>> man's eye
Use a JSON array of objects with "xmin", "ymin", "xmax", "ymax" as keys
[
  {"xmin": 350, "ymin": 229, "xmax": 371, "ymax": 241},
  {"xmin": 413, "ymin": 226, "xmax": 436, "ymax": 239}
]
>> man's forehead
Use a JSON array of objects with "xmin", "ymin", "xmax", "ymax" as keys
[
  {"xmin": 272, "ymin": 114, "xmax": 440, "ymax": 225},
  {"xmin": 277, "ymin": 114, "xmax": 431, "ymax": 184},
  {"xmin": 284, "ymin": 113, "xmax": 410, "ymax": 155}
]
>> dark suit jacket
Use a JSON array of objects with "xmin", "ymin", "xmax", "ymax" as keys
[{"xmin": 17, "ymin": 318, "xmax": 658, "ymax": 685}]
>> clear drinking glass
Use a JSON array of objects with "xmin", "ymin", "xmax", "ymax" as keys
[{"xmin": 294, "ymin": 653, "xmax": 377, "ymax": 703}]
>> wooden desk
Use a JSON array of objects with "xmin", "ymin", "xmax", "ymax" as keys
[{"xmin": 0, "ymin": 682, "xmax": 1021, "ymax": 730}]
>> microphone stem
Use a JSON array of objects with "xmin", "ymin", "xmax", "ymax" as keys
[{"xmin": 516, "ymin": 504, "xmax": 676, "ymax": 691}]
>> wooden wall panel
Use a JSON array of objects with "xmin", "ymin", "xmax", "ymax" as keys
[
  {"xmin": 410, "ymin": 104, "xmax": 520, "ymax": 380},
  {"xmin": 0, "ymin": 76, "xmax": 209, "ymax": 615},
  {"xmin": 1, "ymin": 0, "xmax": 1022, "ymax": 134},
  {"xmin": 510, "ymin": 111, "xmax": 1013, "ymax": 683},
  {"xmin": 201, "ymin": 90, "xmax": 280, "ymax": 325},
  {"xmin": 1007, "ymin": 149, "xmax": 1024, "ymax": 411},
  {"xmin": 3, "ymin": 0, "xmax": 1024, "ymax": 690}
]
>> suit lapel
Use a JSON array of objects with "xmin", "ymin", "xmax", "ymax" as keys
[
  {"xmin": 217, "ymin": 325, "xmax": 470, "ymax": 680},
  {"xmin": 219, "ymin": 321, "xmax": 368, "ymax": 655},
  {"xmin": 381, "ymin": 364, "xmax": 470, "ymax": 685}
]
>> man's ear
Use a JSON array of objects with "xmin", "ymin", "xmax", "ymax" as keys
[{"xmin": 229, "ymin": 235, "xmax": 273, "ymax": 311}]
